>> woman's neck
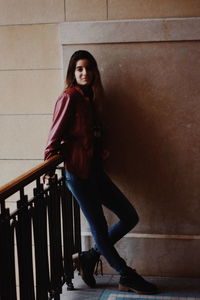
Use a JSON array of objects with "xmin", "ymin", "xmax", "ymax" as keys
[{"xmin": 77, "ymin": 85, "xmax": 94, "ymax": 99}]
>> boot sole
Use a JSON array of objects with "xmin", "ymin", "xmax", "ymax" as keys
[{"xmin": 119, "ymin": 283, "xmax": 157, "ymax": 295}]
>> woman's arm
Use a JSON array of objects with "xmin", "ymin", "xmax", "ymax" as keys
[{"xmin": 44, "ymin": 92, "xmax": 72, "ymax": 161}]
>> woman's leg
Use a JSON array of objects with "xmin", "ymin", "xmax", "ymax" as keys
[
  {"xmin": 65, "ymin": 170, "xmax": 128, "ymax": 275},
  {"xmin": 66, "ymin": 170, "xmax": 157, "ymax": 294},
  {"xmin": 95, "ymin": 170, "xmax": 139, "ymax": 246}
]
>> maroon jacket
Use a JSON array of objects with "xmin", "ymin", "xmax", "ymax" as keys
[{"xmin": 44, "ymin": 86, "xmax": 99, "ymax": 178}]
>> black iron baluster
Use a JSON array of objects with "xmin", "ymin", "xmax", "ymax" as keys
[
  {"xmin": 32, "ymin": 179, "xmax": 49, "ymax": 300},
  {"xmin": 16, "ymin": 189, "xmax": 35, "ymax": 300},
  {"xmin": 0, "ymin": 156, "xmax": 82, "ymax": 299},
  {"xmin": 60, "ymin": 169, "xmax": 74, "ymax": 290},
  {"xmin": 72, "ymin": 196, "xmax": 81, "ymax": 255},
  {"xmin": 0, "ymin": 206, "xmax": 17, "ymax": 300},
  {"xmin": 47, "ymin": 175, "xmax": 63, "ymax": 299}
]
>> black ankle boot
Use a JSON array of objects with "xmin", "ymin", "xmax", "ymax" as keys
[
  {"xmin": 119, "ymin": 268, "xmax": 157, "ymax": 294},
  {"xmin": 72, "ymin": 248, "xmax": 101, "ymax": 288}
]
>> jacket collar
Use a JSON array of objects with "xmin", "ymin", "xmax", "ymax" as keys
[
  {"xmin": 74, "ymin": 85, "xmax": 94, "ymax": 101},
  {"xmin": 74, "ymin": 85, "xmax": 84, "ymax": 96}
]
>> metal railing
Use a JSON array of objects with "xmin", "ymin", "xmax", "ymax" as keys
[{"xmin": 0, "ymin": 155, "xmax": 81, "ymax": 300}]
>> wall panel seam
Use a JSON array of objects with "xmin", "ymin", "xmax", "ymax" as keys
[
  {"xmin": 0, "ymin": 68, "xmax": 62, "ymax": 72},
  {"xmin": 64, "ymin": 0, "xmax": 66, "ymax": 22},
  {"xmin": 0, "ymin": 22, "xmax": 61, "ymax": 27},
  {"xmin": 81, "ymin": 232, "xmax": 200, "ymax": 240},
  {"xmin": 106, "ymin": 0, "xmax": 108, "ymax": 20}
]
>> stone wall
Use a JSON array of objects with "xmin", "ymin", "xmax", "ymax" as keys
[
  {"xmin": 60, "ymin": 18, "xmax": 200, "ymax": 276},
  {"xmin": 0, "ymin": 0, "xmax": 200, "ymax": 277},
  {"xmin": 1, "ymin": 0, "xmax": 199, "ymax": 183}
]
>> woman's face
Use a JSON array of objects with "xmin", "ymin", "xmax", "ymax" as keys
[{"xmin": 74, "ymin": 59, "xmax": 94, "ymax": 86}]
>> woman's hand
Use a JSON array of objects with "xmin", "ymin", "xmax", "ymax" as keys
[{"xmin": 42, "ymin": 173, "xmax": 56, "ymax": 185}]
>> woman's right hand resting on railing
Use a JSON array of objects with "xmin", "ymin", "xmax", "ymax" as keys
[{"xmin": 42, "ymin": 174, "xmax": 56, "ymax": 186}]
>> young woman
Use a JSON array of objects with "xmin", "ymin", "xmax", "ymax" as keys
[{"xmin": 44, "ymin": 50, "xmax": 157, "ymax": 294}]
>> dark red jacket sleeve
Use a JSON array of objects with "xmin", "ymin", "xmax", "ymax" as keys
[{"xmin": 44, "ymin": 92, "xmax": 72, "ymax": 161}]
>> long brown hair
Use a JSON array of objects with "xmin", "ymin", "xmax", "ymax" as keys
[{"xmin": 64, "ymin": 50, "xmax": 104, "ymax": 100}]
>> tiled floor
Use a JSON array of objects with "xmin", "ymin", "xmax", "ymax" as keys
[{"xmin": 61, "ymin": 272, "xmax": 200, "ymax": 300}]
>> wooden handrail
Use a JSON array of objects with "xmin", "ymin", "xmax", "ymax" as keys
[{"xmin": 0, "ymin": 155, "xmax": 63, "ymax": 201}]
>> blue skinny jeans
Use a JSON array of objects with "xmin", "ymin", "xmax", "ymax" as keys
[{"xmin": 65, "ymin": 167, "xmax": 139, "ymax": 275}]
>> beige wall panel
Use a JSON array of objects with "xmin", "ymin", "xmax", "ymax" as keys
[
  {"xmin": 0, "ymin": 70, "xmax": 63, "ymax": 114},
  {"xmin": 0, "ymin": 159, "xmax": 41, "ymax": 187},
  {"xmin": 63, "ymin": 41, "xmax": 200, "ymax": 237},
  {"xmin": 0, "ymin": 24, "xmax": 61, "ymax": 70},
  {"xmin": 108, "ymin": 0, "xmax": 200, "ymax": 19},
  {"xmin": 123, "ymin": 237, "xmax": 200, "ymax": 277},
  {"xmin": 104, "ymin": 237, "xmax": 200, "ymax": 276},
  {"xmin": 65, "ymin": 0, "xmax": 107, "ymax": 21},
  {"xmin": 80, "ymin": 235, "xmax": 200, "ymax": 276},
  {"xmin": 0, "ymin": 0, "xmax": 65, "ymax": 25},
  {"xmin": 4, "ymin": 201, "xmax": 17, "ymax": 215},
  {"xmin": 0, "ymin": 115, "xmax": 52, "ymax": 159},
  {"xmin": 0, "ymin": 159, "xmax": 42, "ymax": 218}
]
